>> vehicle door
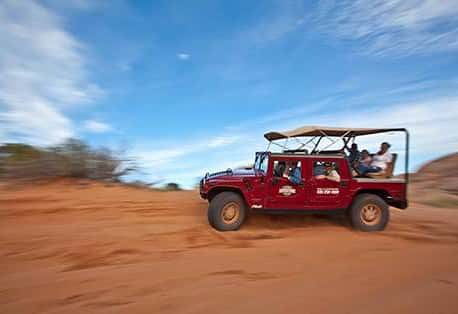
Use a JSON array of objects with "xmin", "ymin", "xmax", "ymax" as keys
[
  {"xmin": 265, "ymin": 157, "xmax": 307, "ymax": 209},
  {"xmin": 307, "ymin": 158, "xmax": 349, "ymax": 209}
]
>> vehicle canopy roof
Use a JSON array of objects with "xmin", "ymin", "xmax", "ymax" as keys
[{"xmin": 264, "ymin": 126, "xmax": 406, "ymax": 141}]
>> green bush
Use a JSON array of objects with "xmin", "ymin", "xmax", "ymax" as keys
[
  {"xmin": 164, "ymin": 183, "xmax": 182, "ymax": 191},
  {"xmin": 0, "ymin": 139, "xmax": 136, "ymax": 181}
]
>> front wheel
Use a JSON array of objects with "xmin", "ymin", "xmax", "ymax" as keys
[
  {"xmin": 208, "ymin": 192, "xmax": 246, "ymax": 231},
  {"xmin": 349, "ymin": 194, "xmax": 389, "ymax": 232}
]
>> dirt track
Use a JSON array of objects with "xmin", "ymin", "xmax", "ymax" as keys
[{"xmin": 1, "ymin": 179, "xmax": 458, "ymax": 314}]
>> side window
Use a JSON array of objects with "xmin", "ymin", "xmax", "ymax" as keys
[
  {"xmin": 313, "ymin": 161, "xmax": 341, "ymax": 182},
  {"xmin": 273, "ymin": 160, "xmax": 286, "ymax": 177},
  {"xmin": 289, "ymin": 161, "xmax": 302, "ymax": 175},
  {"xmin": 272, "ymin": 160, "xmax": 302, "ymax": 181}
]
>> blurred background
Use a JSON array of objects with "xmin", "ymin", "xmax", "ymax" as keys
[
  {"xmin": 1, "ymin": 0, "xmax": 457, "ymax": 188},
  {"xmin": 1, "ymin": 2, "xmax": 458, "ymax": 314}
]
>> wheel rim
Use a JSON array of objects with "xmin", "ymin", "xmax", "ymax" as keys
[
  {"xmin": 360, "ymin": 204, "xmax": 382, "ymax": 226},
  {"xmin": 221, "ymin": 202, "xmax": 240, "ymax": 224}
]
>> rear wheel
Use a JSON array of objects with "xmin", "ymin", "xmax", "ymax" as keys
[
  {"xmin": 208, "ymin": 192, "xmax": 246, "ymax": 231},
  {"xmin": 349, "ymin": 194, "xmax": 389, "ymax": 231}
]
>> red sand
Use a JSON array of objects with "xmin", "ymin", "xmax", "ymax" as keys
[{"xmin": 1, "ymin": 179, "xmax": 457, "ymax": 314}]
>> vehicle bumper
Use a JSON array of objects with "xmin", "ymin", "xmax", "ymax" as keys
[
  {"xmin": 199, "ymin": 178, "xmax": 208, "ymax": 199},
  {"xmin": 200, "ymin": 191, "xmax": 208, "ymax": 199}
]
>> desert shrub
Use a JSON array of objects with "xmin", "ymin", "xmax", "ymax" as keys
[
  {"xmin": 0, "ymin": 143, "xmax": 42, "ymax": 160},
  {"xmin": 164, "ymin": 182, "xmax": 182, "ymax": 191},
  {"xmin": 0, "ymin": 139, "xmax": 136, "ymax": 181}
]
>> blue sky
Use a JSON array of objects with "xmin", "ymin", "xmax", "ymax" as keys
[{"xmin": 1, "ymin": 0, "xmax": 458, "ymax": 187}]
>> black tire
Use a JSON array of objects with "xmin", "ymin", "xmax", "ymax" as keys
[
  {"xmin": 208, "ymin": 192, "xmax": 246, "ymax": 231},
  {"xmin": 349, "ymin": 194, "xmax": 389, "ymax": 232}
]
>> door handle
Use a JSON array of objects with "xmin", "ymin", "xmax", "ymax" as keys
[{"xmin": 340, "ymin": 180, "xmax": 348, "ymax": 187}]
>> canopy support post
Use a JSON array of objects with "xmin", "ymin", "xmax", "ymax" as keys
[
  {"xmin": 342, "ymin": 136, "xmax": 354, "ymax": 152},
  {"xmin": 404, "ymin": 129, "xmax": 410, "ymax": 199},
  {"xmin": 311, "ymin": 136, "xmax": 323, "ymax": 153},
  {"xmin": 265, "ymin": 141, "xmax": 271, "ymax": 152}
]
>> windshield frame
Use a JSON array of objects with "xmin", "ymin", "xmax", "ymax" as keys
[{"xmin": 254, "ymin": 152, "xmax": 269, "ymax": 174}]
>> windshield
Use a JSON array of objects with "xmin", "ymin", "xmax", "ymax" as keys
[{"xmin": 254, "ymin": 152, "xmax": 269, "ymax": 174}]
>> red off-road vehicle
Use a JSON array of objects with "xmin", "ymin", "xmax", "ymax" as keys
[{"xmin": 200, "ymin": 126, "xmax": 409, "ymax": 232}]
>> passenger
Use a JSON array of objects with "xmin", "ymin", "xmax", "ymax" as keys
[
  {"xmin": 313, "ymin": 162, "xmax": 325, "ymax": 176},
  {"xmin": 288, "ymin": 161, "xmax": 302, "ymax": 184},
  {"xmin": 359, "ymin": 149, "xmax": 372, "ymax": 167},
  {"xmin": 348, "ymin": 143, "xmax": 360, "ymax": 165},
  {"xmin": 274, "ymin": 161, "xmax": 286, "ymax": 177},
  {"xmin": 358, "ymin": 142, "xmax": 392, "ymax": 175},
  {"xmin": 315, "ymin": 162, "xmax": 341, "ymax": 182}
]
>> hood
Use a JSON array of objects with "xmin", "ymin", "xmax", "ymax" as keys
[{"xmin": 205, "ymin": 168, "xmax": 256, "ymax": 180}]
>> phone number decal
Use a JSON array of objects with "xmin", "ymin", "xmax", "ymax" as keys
[{"xmin": 316, "ymin": 188, "xmax": 339, "ymax": 195}]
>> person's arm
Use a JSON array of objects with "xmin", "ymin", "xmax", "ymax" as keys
[
  {"xmin": 385, "ymin": 153, "xmax": 393, "ymax": 163},
  {"xmin": 289, "ymin": 168, "xmax": 301, "ymax": 184},
  {"xmin": 326, "ymin": 170, "xmax": 341, "ymax": 182},
  {"xmin": 355, "ymin": 151, "xmax": 361, "ymax": 162},
  {"xmin": 366, "ymin": 156, "xmax": 373, "ymax": 165}
]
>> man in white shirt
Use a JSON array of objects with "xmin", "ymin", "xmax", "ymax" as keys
[
  {"xmin": 316, "ymin": 162, "xmax": 341, "ymax": 182},
  {"xmin": 358, "ymin": 142, "xmax": 392, "ymax": 175}
]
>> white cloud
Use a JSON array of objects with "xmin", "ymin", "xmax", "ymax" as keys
[
  {"xmin": 128, "ymin": 134, "xmax": 245, "ymax": 187},
  {"xmin": 43, "ymin": 0, "xmax": 109, "ymax": 12},
  {"xmin": 314, "ymin": 0, "xmax": 458, "ymax": 56},
  {"xmin": 118, "ymin": 62, "xmax": 131, "ymax": 72},
  {"xmin": 0, "ymin": 101, "xmax": 74, "ymax": 145},
  {"xmin": 236, "ymin": 1, "xmax": 306, "ymax": 44},
  {"xmin": 83, "ymin": 120, "xmax": 112, "ymax": 133},
  {"xmin": 177, "ymin": 53, "xmax": 190, "ymax": 60},
  {"xmin": 134, "ymin": 135, "xmax": 239, "ymax": 167},
  {"xmin": 0, "ymin": 0, "xmax": 102, "ymax": 145},
  {"xmin": 207, "ymin": 135, "xmax": 239, "ymax": 148}
]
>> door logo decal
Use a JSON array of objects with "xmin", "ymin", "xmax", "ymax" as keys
[
  {"xmin": 316, "ymin": 188, "xmax": 339, "ymax": 195},
  {"xmin": 279, "ymin": 185, "xmax": 296, "ymax": 196}
]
